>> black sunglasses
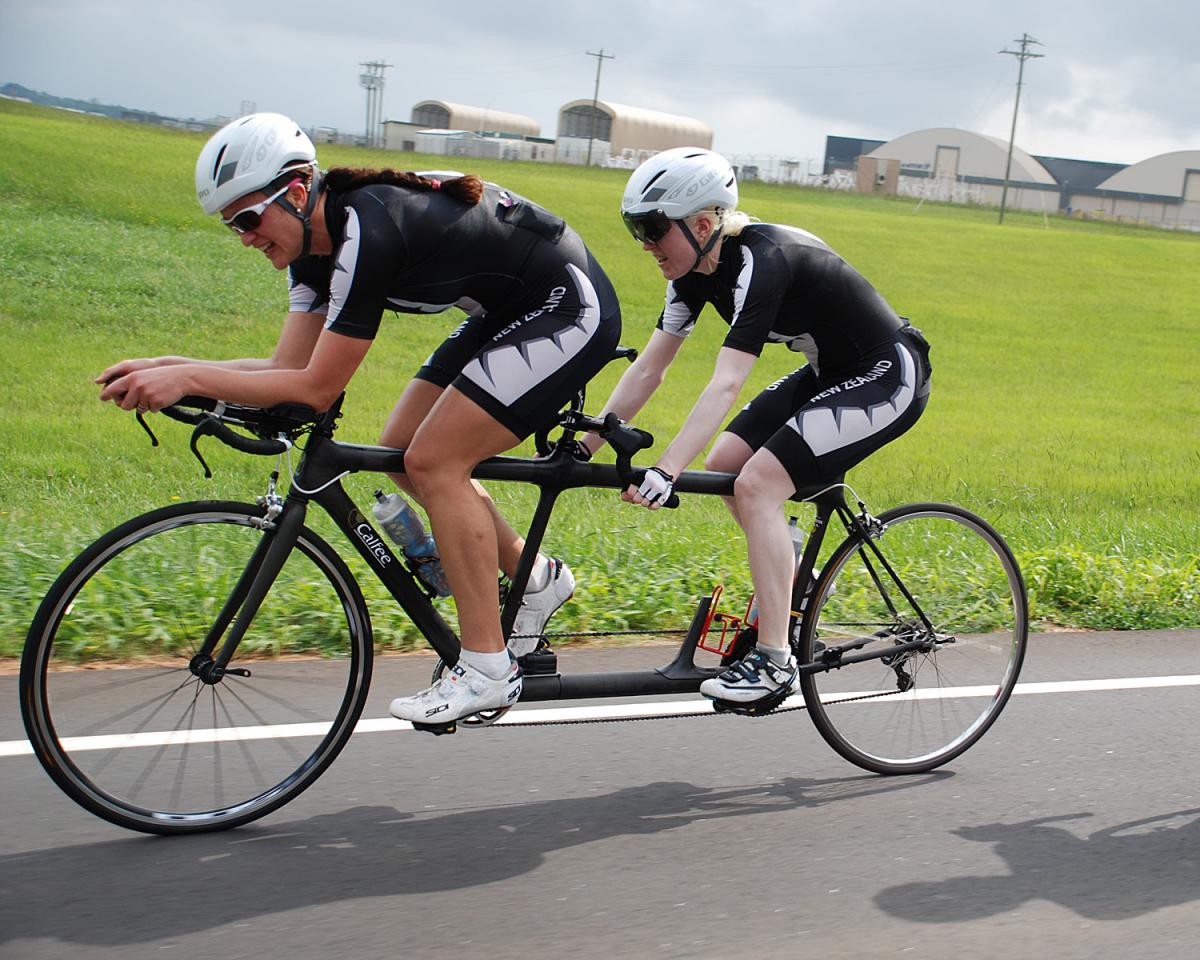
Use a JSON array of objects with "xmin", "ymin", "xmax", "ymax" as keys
[
  {"xmin": 220, "ymin": 180, "xmax": 298, "ymax": 234},
  {"xmin": 622, "ymin": 209, "xmax": 675, "ymax": 245}
]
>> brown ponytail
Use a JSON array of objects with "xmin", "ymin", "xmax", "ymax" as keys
[{"xmin": 323, "ymin": 167, "xmax": 484, "ymax": 205}]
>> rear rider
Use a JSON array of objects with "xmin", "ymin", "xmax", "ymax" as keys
[
  {"xmin": 98, "ymin": 113, "xmax": 620, "ymax": 725},
  {"xmin": 588, "ymin": 147, "xmax": 932, "ymax": 711}
]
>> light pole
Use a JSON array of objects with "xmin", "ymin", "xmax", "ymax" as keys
[
  {"xmin": 998, "ymin": 34, "xmax": 1044, "ymax": 224},
  {"xmin": 585, "ymin": 48, "xmax": 614, "ymax": 166},
  {"xmin": 358, "ymin": 60, "xmax": 391, "ymax": 149}
]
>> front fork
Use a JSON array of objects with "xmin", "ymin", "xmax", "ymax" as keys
[{"xmin": 191, "ymin": 492, "xmax": 307, "ymax": 684}]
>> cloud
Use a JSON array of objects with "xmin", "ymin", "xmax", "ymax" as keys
[
  {"xmin": 978, "ymin": 57, "xmax": 1199, "ymax": 163},
  {"xmin": 1, "ymin": 0, "xmax": 1195, "ymax": 165}
]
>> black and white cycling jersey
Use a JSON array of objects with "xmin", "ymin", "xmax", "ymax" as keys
[
  {"xmin": 656, "ymin": 223, "xmax": 906, "ymax": 383},
  {"xmin": 656, "ymin": 222, "xmax": 931, "ymax": 483},
  {"xmin": 286, "ymin": 182, "xmax": 621, "ymax": 437}
]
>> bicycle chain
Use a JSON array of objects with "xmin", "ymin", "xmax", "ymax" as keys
[{"xmin": 486, "ymin": 688, "xmax": 899, "ymax": 729}]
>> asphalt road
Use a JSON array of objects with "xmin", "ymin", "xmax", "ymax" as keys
[{"xmin": 3, "ymin": 629, "xmax": 1199, "ymax": 960}]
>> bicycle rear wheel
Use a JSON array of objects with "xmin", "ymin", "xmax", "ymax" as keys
[
  {"xmin": 797, "ymin": 503, "xmax": 1026, "ymax": 774},
  {"xmin": 20, "ymin": 501, "xmax": 373, "ymax": 835}
]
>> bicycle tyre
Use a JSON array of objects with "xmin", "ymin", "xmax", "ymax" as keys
[
  {"xmin": 20, "ymin": 501, "xmax": 373, "ymax": 835},
  {"xmin": 797, "ymin": 502, "xmax": 1027, "ymax": 775}
]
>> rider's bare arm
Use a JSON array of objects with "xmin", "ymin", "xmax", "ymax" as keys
[
  {"xmin": 99, "ymin": 317, "xmax": 370, "ymax": 413},
  {"xmin": 654, "ymin": 347, "xmax": 755, "ymax": 478},
  {"xmin": 582, "ymin": 328, "xmax": 686, "ymax": 455}
]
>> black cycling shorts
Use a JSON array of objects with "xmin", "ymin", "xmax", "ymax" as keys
[
  {"xmin": 726, "ymin": 337, "xmax": 930, "ymax": 490},
  {"xmin": 416, "ymin": 246, "xmax": 621, "ymax": 439}
]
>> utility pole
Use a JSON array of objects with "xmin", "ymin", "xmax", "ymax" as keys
[
  {"xmin": 358, "ymin": 60, "xmax": 392, "ymax": 149},
  {"xmin": 997, "ymin": 34, "xmax": 1044, "ymax": 224},
  {"xmin": 585, "ymin": 48, "xmax": 615, "ymax": 166}
]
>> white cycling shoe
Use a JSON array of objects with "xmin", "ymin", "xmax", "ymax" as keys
[
  {"xmin": 508, "ymin": 558, "xmax": 575, "ymax": 658},
  {"xmin": 389, "ymin": 659, "xmax": 522, "ymax": 725},
  {"xmin": 700, "ymin": 648, "xmax": 800, "ymax": 707}
]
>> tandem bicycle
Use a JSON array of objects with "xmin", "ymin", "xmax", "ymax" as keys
[{"xmin": 21, "ymin": 357, "xmax": 1028, "ymax": 835}]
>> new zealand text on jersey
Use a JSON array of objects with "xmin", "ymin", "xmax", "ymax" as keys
[{"xmin": 811, "ymin": 358, "xmax": 893, "ymax": 402}]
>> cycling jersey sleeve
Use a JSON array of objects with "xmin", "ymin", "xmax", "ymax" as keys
[
  {"xmin": 655, "ymin": 281, "xmax": 704, "ymax": 339},
  {"xmin": 287, "ymin": 258, "xmax": 331, "ymax": 315},
  {"xmin": 720, "ymin": 244, "xmax": 787, "ymax": 357},
  {"xmin": 323, "ymin": 193, "xmax": 410, "ymax": 340}
]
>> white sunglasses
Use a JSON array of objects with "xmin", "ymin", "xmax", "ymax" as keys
[{"xmin": 220, "ymin": 180, "xmax": 298, "ymax": 233}]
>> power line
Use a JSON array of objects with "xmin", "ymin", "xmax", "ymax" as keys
[
  {"xmin": 585, "ymin": 48, "xmax": 615, "ymax": 166},
  {"xmin": 997, "ymin": 34, "xmax": 1044, "ymax": 224}
]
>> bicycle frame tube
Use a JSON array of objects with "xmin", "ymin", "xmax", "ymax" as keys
[
  {"xmin": 211, "ymin": 498, "xmax": 309, "ymax": 671},
  {"xmin": 311, "ymin": 481, "xmax": 461, "ymax": 663},
  {"xmin": 291, "ymin": 431, "xmax": 744, "ymax": 649},
  {"xmin": 199, "ymin": 521, "xmax": 278, "ymax": 658},
  {"xmin": 232, "ymin": 429, "xmax": 915, "ymax": 697}
]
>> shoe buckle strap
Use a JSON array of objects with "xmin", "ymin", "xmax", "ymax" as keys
[{"xmin": 758, "ymin": 655, "xmax": 796, "ymax": 685}]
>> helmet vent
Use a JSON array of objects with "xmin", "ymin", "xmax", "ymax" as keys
[
  {"xmin": 216, "ymin": 160, "xmax": 239, "ymax": 187},
  {"xmin": 210, "ymin": 145, "xmax": 227, "ymax": 181},
  {"xmin": 642, "ymin": 169, "xmax": 667, "ymax": 193}
]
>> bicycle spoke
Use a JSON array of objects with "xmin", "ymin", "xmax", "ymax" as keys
[
  {"xmin": 800, "ymin": 504, "xmax": 1026, "ymax": 773},
  {"xmin": 22, "ymin": 502, "xmax": 372, "ymax": 834}
]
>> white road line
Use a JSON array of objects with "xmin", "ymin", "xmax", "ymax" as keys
[{"xmin": 5, "ymin": 675, "xmax": 1200, "ymax": 758}]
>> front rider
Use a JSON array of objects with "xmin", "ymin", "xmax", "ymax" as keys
[{"xmin": 98, "ymin": 113, "xmax": 620, "ymax": 725}]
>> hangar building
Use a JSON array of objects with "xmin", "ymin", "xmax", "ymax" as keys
[
  {"xmin": 826, "ymin": 128, "xmax": 1197, "ymax": 227},
  {"xmin": 863, "ymin": 127, "xmax": 1058, "ymax": 211},
  {"xmin": 383, "ymin": 101, "xmax": 551, "ymax": 160},
  {"xmin": 1077, "ymin": 150, "xmax": 1200, "ymax": 226},
  {"xmin": 409, "ymin": 100, "xmax": 540, "ymax": 137},
  {"xmin": 555, "ymin": 100, "xmax": 712, "ymax": 165}
]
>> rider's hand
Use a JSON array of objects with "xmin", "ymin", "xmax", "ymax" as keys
[
  {"xmin": 95, "ymin": 357, "xmax": 175, "ymax": 387},
  {"xmin": 624, "ymin": 466, "xmax": 674, "ymax": 510},
  {"xmin": 98, "ymin": 365, "xmax": 190, "ymax": 413}
]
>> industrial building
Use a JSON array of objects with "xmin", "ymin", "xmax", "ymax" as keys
[
  {"xmin": 408, "ymin": 100, "xmax": 541, "ymax": 138},
  {"xmin": 383, "ymin": 100, "xmax": 551, "ymax": 160},
  {"xmin": 555, "ymin": 100, "xmax": 712, "ymax": 165},
  {"xmin": 863, "ymin": 127, "xmax": 1058, "ymax": 210},
  {"xmin": 381, "ymin": 98, "xmax": 711, "ymax": 168},
  {"xmin": 824, "ymin": 129, "xmax": 1199, "ymax": 228},
  {"xmin": 1078, "ymin": 150, "xmax": 1200, "ymax": 226}
]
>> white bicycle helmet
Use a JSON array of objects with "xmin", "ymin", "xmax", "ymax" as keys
[
  {"xmin": 621, "ymin": 148, "xmax": 737, "ymax": 264},
  {"xmin": 622, "ymin": 147, "xmax": 736, "ymax": 218},
  {"xmin": 195, "ymin": 113, "xmax": 317, "ymax": 215}
]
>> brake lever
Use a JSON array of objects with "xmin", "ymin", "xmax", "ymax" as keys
[
  {"xmin": 188, "ymin": 418, "xmax": 217, "ymax": 478},
  {"xmin": 135, "ymin": 409, "xmax": 159, "ymax": 447}
]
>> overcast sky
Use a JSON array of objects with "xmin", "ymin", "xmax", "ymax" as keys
[{"xmin": 2, "ymin": 0, "xmax": 1195, "ymax": 167}]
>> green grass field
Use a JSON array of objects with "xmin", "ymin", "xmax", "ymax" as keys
[{"xmin": 1, "ymin": 99, "xmax": 1197, "ymax": 657}]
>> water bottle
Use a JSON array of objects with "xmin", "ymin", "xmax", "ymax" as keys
[
  {"xmin": 371, "ymin": 491, "xmax": 452, "ymax": 597},
  {"xmin": 746, "ymin": 516, "xmax": 806, "ymax": 627}
]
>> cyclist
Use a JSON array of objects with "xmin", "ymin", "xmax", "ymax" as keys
[
  {"xmin": 587, "ymin": 147, "xmax": 931, "ymax": 711},
  {"xmin": 97, "ymin": 112, "xmax": 619, "ymax": 724}
]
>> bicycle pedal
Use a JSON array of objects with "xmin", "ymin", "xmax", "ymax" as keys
[
  {"xmin": 411, "ymin": 720, "xmax": 458, "ymax": 736},
  {"xmin": 709, "ymin": 688, "xmax": 791, "ymax": 718},
  {"xmin": 711, "ymin": 701, "xmax": 770, "ymax": 717},
  {"xmin": 517, "ymin": 646, "xmax": 558, "ymax": 676}
]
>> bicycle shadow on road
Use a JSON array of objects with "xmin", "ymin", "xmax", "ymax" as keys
[
  {"xmin": 1, "ymin": 771, "xmax": 946, "ymax": 947},
  {"xmin": 875, "ymin": 808, "xmax": 1200, "ymax": 922}
]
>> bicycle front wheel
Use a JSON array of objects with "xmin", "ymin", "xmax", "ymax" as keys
[
  {"xmin": 798, "ymin": 503, "xmax": 1027, "ymax": 774},
  {"xmin": 20, "ymin": 501, "xmax": 373, "ymax": 835}
]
